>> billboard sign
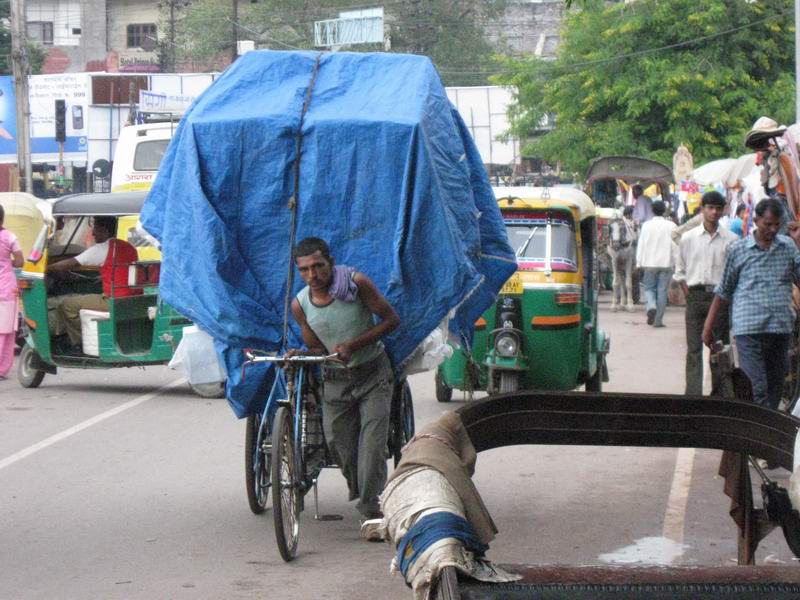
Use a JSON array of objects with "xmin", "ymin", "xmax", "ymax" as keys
[
  {"xmin": 0, "ymin": 76, "xmax": 18, "ymax": 164},
  {"xmin": 28, "ymin": 73, "xmax": 89, "ymax": 162},
  {"xmin": 139, "ymin": 90, "xmax": 196, "ymax": 114}
]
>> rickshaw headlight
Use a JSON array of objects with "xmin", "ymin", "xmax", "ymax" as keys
[{"xmin": 495, "ymin": 334, "xmax": 518, "ymax": 358}]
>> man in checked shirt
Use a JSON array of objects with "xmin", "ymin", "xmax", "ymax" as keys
[{"xmin": 703, "ymin": 198, "xmax": 800, "ymax": 409}]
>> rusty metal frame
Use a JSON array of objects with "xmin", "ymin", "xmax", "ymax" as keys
[{"xmin": 456, "ymin": 391, "xmax": 798, "ymax": 469}]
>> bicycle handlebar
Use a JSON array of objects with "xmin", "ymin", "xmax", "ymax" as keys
[{"xmin": 243, "ymin": 349, "xmax": 343, "ymax": 366}]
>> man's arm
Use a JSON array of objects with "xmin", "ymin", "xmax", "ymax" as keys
[
  {"xmin": 702, "ymin": 295, "xmax": 729, "ymax": 347},
  {"xmin": 702, "ymin": 245, "xmax": 738, "ymax": 347},
  {"xmin": 635, "ymin": 226, "xmax": 646, "ymax": 265},
  {"xmin": 288, "ymin": 299, "xmax": 327, "ymax": 356},
  {"xmin": 45, "ymin": 257, "xmax": 80, "ymax": 274},
  {"xmin": 334, "ymin": 272, "xmax": 400, "ymax": 363},
  {"xmin": 788, "ymin": 222, "xmax": 800, "ymax": 282},
  {"xmin": 674, "ymin": 236, "xmax": 688, "ymax": 296}
]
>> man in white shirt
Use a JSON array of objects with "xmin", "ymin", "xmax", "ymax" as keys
[
  {"xmin": 674, "ymin": 191, "xmax": 737, "ymax": 395},
  {"xmin": 636, "ymin": 201, "xmax": 677, "ymax": 328},
  {"xmin": 46, "ymin": 217, "xmax": 140, "ymax": 351}
]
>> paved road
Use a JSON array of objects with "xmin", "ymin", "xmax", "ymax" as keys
[{"xmin": 2, "ymin": 300, "xmax": 797, "ymax": 599}]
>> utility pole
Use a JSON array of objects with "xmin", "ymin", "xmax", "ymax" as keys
[
  {"xmin": 231, "ymin": 0, "xmax": 238, "ymax": 63},
  {"xmin": 10, "ymin": 0, "xmax": 33, "ymax": 193},
  {"xmin": 796, "ymin": 0, "xmax": 799, "ymax": 122}
]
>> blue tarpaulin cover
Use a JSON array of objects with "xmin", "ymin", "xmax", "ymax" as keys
[{"xmin": 142, "ymin": 50, "xmax": 515, "ymax": 417}]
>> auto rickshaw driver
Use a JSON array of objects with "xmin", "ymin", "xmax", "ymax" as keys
[{"xmin": 45, "ymin": 216, "xmax": 140, "ymax": 353}]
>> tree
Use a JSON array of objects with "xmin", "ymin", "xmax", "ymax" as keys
[
  {"xmin": 159, "ymin": 0, "xmax": 507, "ymax": 86},
  {"xmin": 382, "ymin": 0, "xmax": 507, "ymax": 86},
  {"xmin": 0, "ymin": 0, "xmax": 46, "ymax": 75},
  {"xmin": 493, "ymin": 0, "xmax": 796, "ymax": 174}
]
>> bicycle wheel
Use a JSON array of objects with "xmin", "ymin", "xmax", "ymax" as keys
[
  {"xmin": 245, "ymin": 413, "xmax": 270, "ymax": 514},
  {"xmin": 391, "ymin": 380, "xmax": 415, "ymax": 467},
  {"xmin": 271, "ymin": 406, "xmax": 300, "ymax": 561}
]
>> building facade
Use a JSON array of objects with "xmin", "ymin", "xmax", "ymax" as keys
[
  {"xmin": 25, "ymin": 0, "xmax": 162, "ymax": 74},
  {"xmin": 485, "ymin": 0, "xmax": 565, "ymax": 59}
]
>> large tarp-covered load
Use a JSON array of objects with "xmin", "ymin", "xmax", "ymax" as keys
[{"xmin": 142, "ymin": 50, "xmax": 515, "ymax": 417}]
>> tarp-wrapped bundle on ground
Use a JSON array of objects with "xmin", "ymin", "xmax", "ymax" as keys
[{"xmin": 141, "ymin": 50, "xmax": 515, "ymax": 417}]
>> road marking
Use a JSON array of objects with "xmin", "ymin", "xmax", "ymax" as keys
[
  {"xmin": 0, "ymin": 378, "xmax": 187, "ymax": 472},
  {"xmin": 662, "ymin": 447, "xmax": 696, "ymax": 545}
]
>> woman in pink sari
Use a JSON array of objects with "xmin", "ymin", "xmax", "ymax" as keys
[{"xmin": 0, "ymin": 205, "xmax": 24, "ymax": 379}]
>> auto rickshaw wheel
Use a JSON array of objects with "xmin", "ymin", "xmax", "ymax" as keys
[
  {"xmin": 189, "ymin": 381, "xmax": 226, "ymax": 398},
  {"xmin": 435, "ymin": 370, "xmax": 453, "ymax": 403},
  {"xmin": 18, "ymin": 343, "xmax": 46, "ymax": 388},
  {"xmin": 586, "ymin": 364, "xmax": 603, "ymax": 393}
]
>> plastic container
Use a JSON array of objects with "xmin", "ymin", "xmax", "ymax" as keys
[{"xmin": 79, "ymin": 309, "xmax": 110, "ymax": 356}]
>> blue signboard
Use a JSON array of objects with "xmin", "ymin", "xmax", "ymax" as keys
[{"xmin": 0, "ymin": 76, "xmax": 18, "ymax": 163}]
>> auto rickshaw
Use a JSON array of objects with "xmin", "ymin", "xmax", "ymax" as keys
[
  {"xmin": 16, "ymin": 191, "xmax": 224, "ymax": 398},
  {"xmin": 436, "ymin": 187, "xmax": 610, "ymax": 400},
  {"xmin": 0, "ymin": 192, "xmax": 53, "ymax": 350}
]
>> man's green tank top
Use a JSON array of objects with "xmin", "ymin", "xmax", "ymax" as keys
[{"xmin": 297, "ymin": 286, "xmax": 383, "ymax": 368}]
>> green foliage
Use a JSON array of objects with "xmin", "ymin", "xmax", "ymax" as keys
[
  {"xmin": 0, "ymin": 0, "xmax": 46, "ymax": 75},
  {"xmin": 161, "ymin": 0, "xmax": 506, "ymax": 85},
  {"xmin": 494, "ymin": 0, "xmax": 797, "ymax": 174}
]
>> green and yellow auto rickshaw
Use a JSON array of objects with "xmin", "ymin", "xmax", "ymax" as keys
[
  {"xmin": 436, "ymin": 187, "xmax": 610, "ymax": 401},
  {"xmin": 16, "ymin": 191, "xmax": 224, "ymax": 398}
]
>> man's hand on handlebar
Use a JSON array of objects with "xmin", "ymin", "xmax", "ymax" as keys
[{"xmin": 333, "ymin": 342, "xmax": 354, "ymax": 364}]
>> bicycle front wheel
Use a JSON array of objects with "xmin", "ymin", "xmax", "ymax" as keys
[{"xmin": 271, "ymin": 406, "xmax": 300, "ymax": 561}]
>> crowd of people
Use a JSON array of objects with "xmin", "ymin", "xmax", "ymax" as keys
[{"xmin": 623, "ymin": 117, "xmax": 800, "ymax": 423}]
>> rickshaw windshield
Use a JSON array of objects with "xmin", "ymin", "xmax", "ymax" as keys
[
  {"xmin": 504, "ymin": 214, "xmax": 578, "ymax": 272},
  {"xmin": 49, "ymin": 216, "xmax": 93, "ymax": 259}
]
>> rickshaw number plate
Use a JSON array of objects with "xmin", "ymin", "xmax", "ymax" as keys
[{"xmin": 500, "ymin": 273, "xmax": 523, "ymax": 295}]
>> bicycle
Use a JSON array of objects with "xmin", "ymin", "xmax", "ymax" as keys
[{"xmin": 243, "ymin": 350, "xmax": 415, "ymax": 562}]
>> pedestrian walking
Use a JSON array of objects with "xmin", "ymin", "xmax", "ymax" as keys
[
  {"xmin": 0, "ymin": 205, "xmax": 24, "ymax": 379},
  {"xmin": 631, "ymin": 184, "xmax": 654, "ymax": 225},
  {"xmin": 636, "ymin": 200, "xmax": 677, "ymax": 327},
  {"xmin": 703, "ymin": 198, "xmax": 800, "ymax": 409},
  {"xmin": 674, "ymin": 191, "xmax": 738, "ymax": 395},
  {"xmin": 729, "ymin": 204, "xmax": 746, "ymax": 238}
]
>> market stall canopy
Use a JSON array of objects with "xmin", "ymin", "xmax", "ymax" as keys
[
  {"xmin": 690, "ymin": 159, "xmax": 736, "ymax": 187},
  {"xmin": 724, "ymin": 154, "xmax": 757, "ymax": 188},
  {"xmin": 691, "ymin": 155, "xmax": 758, "ymax": 188},
  {"xmin": 141, "ymin": 50, "xmax": 516, "ymax": 416}
]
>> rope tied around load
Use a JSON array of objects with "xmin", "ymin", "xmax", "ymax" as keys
[{"xmin": 281, "ymin": 52, "xmax": 323, "ymax": 350}]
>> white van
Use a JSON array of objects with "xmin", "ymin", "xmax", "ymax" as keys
[{"xmin": 110, "ymin": 122, "xmax": 176, "ymax": 193}]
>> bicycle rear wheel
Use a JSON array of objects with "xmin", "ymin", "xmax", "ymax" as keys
[
  {"xmin": 271, "ymin": 406, "xmax": 300, "ymax": 561},
  {"xmin": 245, "ymin": 413, "xmax": 270, "ymax": 514},
  {"xmin": 391, "ymin": 380, "xmax": 415, "ymax": 467}
]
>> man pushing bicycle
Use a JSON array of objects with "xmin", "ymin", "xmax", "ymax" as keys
[{"xmin": 288, "ymin": 237, "xmax": 400, "ymax": 541}]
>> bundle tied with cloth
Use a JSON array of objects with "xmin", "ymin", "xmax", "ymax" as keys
[
  {"xmin": 380, "ymin": 411, "xmax": 519, "ymax": 599},
  {"xmin": 746, "ymin": 116, "xmax": 799, "ymax": 224}
]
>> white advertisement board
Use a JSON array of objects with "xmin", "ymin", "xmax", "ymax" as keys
[{"xmin": 28, "ymin": 73, "xmax": 89, "ymax": 162}]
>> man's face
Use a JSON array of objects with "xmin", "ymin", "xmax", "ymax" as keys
[
  {"xmin": 91, "ymin": 221, "xmax": 112, "ymax": 243},
  {"xmin": 296, "ymin": 250, "xmax": 333, "ymax": 291},
  {"xmin": 702, "ymin": 203, "xmax": 724, "ymax": 226},
  {"xmin": 755, "ymin": 211, "xmax": 781, "ymax": 243}
]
